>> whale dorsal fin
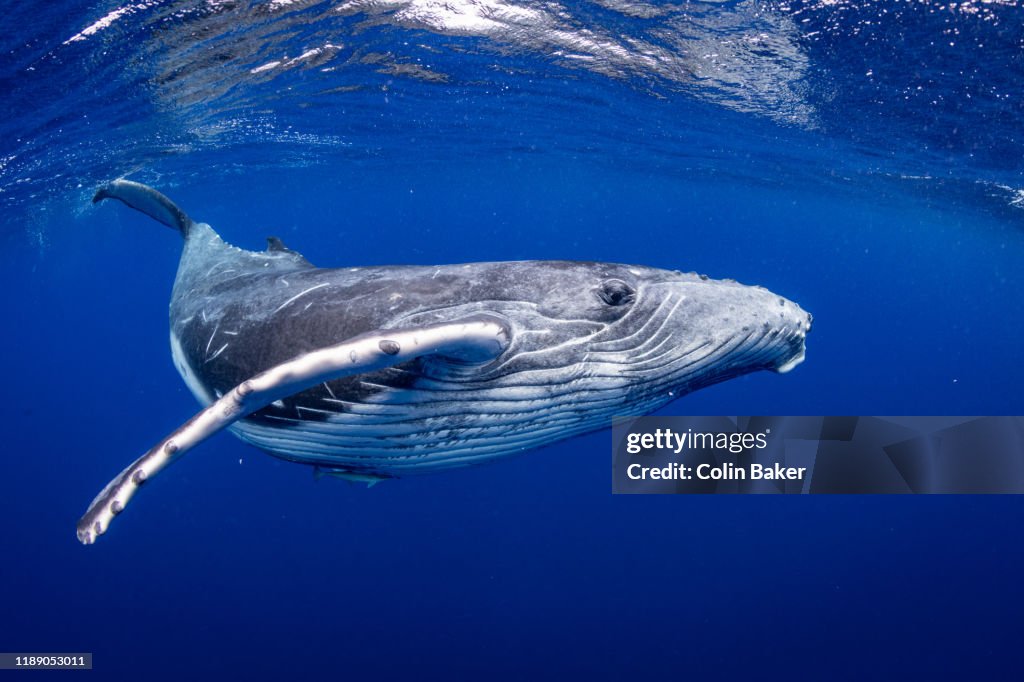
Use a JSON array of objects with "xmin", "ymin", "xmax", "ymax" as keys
[
  {"xmin": 266, "ymin": 236, "xmax": 313, "ymax": 267},
  {"xmin": 76, "ymin": 315, "xmax": 511, "ymax": 544}
]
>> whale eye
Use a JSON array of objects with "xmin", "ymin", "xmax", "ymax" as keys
[{"xmin": 597, "ymin": 279, "xmax": 635, "ymax": 306}]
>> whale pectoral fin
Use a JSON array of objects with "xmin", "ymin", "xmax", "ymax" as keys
[
  {"xmin": 76, "ymin": 315, "xmax": 510, "ymax": 545},
  {"xmin": 314, "ymin": 466, "xmax": 389, "ymax": 487},
  {"xmin": 93, "ymin": 179, "xmax": 194, "ymax": 237}
]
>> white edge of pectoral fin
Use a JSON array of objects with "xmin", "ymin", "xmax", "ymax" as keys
[{"xmin": 76, "ymin": 315, "xmax": 510, "ymax": 544}]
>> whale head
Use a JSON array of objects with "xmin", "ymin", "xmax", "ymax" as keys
[{"xmin": 393, "ymin": 261, "xmax": 811, "ymax": 420}]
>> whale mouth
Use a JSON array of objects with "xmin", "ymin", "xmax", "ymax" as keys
[
  {"xmin": 770, "ymin": 310, "xmax": 812, "ymax": 374},
  {"xmin": 773, "ymin": 345, "xmax": 806, "ymax": 374}
]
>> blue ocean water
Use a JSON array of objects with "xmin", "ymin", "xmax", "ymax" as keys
[{"xmin": 2, "ymin": 0, "xmax": 1023, "ymax": 679}]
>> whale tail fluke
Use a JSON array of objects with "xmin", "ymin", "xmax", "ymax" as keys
[{"xmin": 93, "ymin": 179, "xmax": 194, "ymax": 237}]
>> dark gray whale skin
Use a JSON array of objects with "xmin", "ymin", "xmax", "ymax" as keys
[{"xmin": 77, "ymin": 179, "xmax": 811, "ymax": 544}]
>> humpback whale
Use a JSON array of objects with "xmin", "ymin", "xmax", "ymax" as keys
[{"xmin": 77, "ymin": 180, "xmax": 812, "ymax": 544}]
